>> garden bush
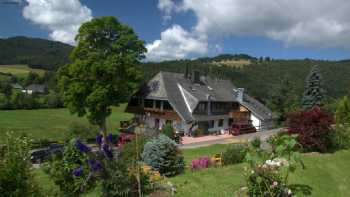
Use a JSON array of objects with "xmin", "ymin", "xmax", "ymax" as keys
[
  {"xmin": 222, "ymin": 144, "xmax": 247, "ymax": 165},
  {"xmin": 141, "ymin": 134, "xmax": 185, "ymax": 177},
  {"xmin": 162, "ymin": 123, "xmax": 174, "ymax": 139},
  {"xmin": 44, "ymin": 138, "xmax": 94, "ymax": 196},
  {"xmin": 287, "ymin": 107, "xmax": 334, "ymax": 152},
  {"xmin": 243, "ymin": 133, "xmax": 304, "ymax": 197},
  {"xmin": 0, "ymin": 132, "xmax": 42, "ymax": 197},
  {"xmin": 119, "ymin": 135, "xmax": 149, "ymax": 166}
]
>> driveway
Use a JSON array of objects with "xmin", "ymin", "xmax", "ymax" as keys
[{"xmin": 179, "ymin": 128, "xmax": 284, "ymax": 149}]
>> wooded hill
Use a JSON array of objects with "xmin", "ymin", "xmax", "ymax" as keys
[
  {"xmin": 143, "ymin": 56, "xmax": 350, "ymax": 105},
  {"xmin": 0, "ymin": 36, "xmax": 73, "ymax": 70},
  {"xmin": 1, "ymin": 36, "xmax": 350, "ymax": 105}
]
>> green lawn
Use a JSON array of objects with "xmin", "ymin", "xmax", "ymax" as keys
[
  {"xmin": 33, "ymin": 142, "xmax": 350, "ymax": 197},
  {"xmin": 0, "ymin": 105, "xmax": 132, "ymax": 143},
  {"xmin": 0, "ymin": 64, "xmax": 45, "ymax": 77}
]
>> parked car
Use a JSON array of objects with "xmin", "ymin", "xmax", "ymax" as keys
[
  {"xmin": 30, "ymin": 143, "xmax": 64, "ymax": 163},
  {"xmin": 229, "ymin": 123, "xmax": 257, "ymax": 136}
]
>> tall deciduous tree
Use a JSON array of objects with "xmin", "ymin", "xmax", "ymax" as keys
[
  {"xmin": 58, "ymin": 16, "xmax": 146, "ymax": 137},
  {"xmin": 301, "ymin": 65, "xmax": 325, "ymax": 109}
]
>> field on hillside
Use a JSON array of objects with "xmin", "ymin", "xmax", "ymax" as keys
[
  {"xmin": 0, "ymin": 105, "xmax": 132, "ymax": 143},
  {"xmin": 212, "ymin": 59, "xmax": 251, "ymax": 68},
  {"xmin": 0, "ymin": 64, "xmax": 45, "ymax": 77}
]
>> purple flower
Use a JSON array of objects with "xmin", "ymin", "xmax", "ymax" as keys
[
  {"xmin": 87, "ymin": 158, "xmax": 102, "ymax": 172},
  {"xmin": 75, "ymin": 139, "xmax": 91, "ymax": 153},
  {"xmin": 96, "ymin": 134, "xmax": 103, "ymax": 145},
  {"xmin": 72, "ymin": 166, "xmax": 83, "ymax": 177},
  {"xmin": 107, "ymin": 133, "xmax": 113, "ymax": 143},
  {"xmin": 102, "ymin": 143, "xmax": 113, "ymax": 159}
]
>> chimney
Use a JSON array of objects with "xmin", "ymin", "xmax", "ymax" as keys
[
  {"xmin": 235, "ymin": 88, "xmax": 244, "ymax": 102},
  {"xmin": 192, "ymin": 70, "xmax": 200, "ymax": 84}
]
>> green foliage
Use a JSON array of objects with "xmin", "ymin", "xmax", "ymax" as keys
[
  {"xmin": 100, "ymin": 160, "xmax": 132, "ymax": 197},
  {"xmin": 335, "ymin": 96, "xmax": 350, "ymax": 126},
  {"xmin": 244, "ymin": 134, "xmax": 305, "ymax": 196},
  {"xmin": 0, "ymin": 36, "xmax": 72, "ymax": 70},
  {"xmin": 301, "ymin": 65, "xmax": 325, "ymax": 109},
  {"xmin": 162, "ymin": 123, "xmax": 174, "ymax": 139},
  {"xmin": 141, "ymin": 134, "xmax": 185, "ymax": 177},
  {"xmin": 250, "ymin": 137, "xmax": 261, "ymax": 149},
  {"xmin": 222, "ymin": 144, "xmax": 247, "ymax": 165},
  {"xmin": 58, "ymin": 16, "xmax": 146, "ymax": 132},
  {"xmin": 119, "ymin": 135, "xmax": 149, "ymax": 166},
  {"xmin": 268, "ymin": 76, "xmax": 299, "ymax": 124},
  {"xmin": 0, "ymin": 132, "xmax": 42, "ymax": 197},
  {"xmin": 44, "ymin": 139, "xmax": 94, "ymax": 196}
]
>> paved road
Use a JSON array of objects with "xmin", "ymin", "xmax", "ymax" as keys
[{"xmin": 179, "ymin": 128, "xmax": 284, "ymax": 149}]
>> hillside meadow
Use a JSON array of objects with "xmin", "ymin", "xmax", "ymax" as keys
[
  {"xmin": 0, "ymin": 104, "xmax": 132, "ymax": 143},
  {"xmin": 0, "ymin": 64, "xmax": 45, "ymax": 77},
  {"xmin": 33, "ymin": 144, "xmax": 350, "ymax": 197}
]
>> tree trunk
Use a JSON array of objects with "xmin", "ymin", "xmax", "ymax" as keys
[{"xmin": 99, "ymin": 118, "xmax": 107, "ymax": 142}]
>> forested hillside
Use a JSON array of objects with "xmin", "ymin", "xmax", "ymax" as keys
[
  {"xmin": 1, "ymin": 37, "xmax": 350, "ymax": 106},
  {"xmin": 143, "ymin": 57, "xmax": 350, "ymax": 105},
  {"xmin": 0, "ymin": 36, "xmax": 73, "ymax": 70}
]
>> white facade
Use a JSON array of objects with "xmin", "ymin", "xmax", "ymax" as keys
[{"xmin": 250, "ymin": 113, "xmax": 261, "ymax": 131}]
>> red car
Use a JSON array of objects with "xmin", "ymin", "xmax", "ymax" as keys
[{"xmin": 229, "ymin": 123, "xmax": 257, "ymax": 136}]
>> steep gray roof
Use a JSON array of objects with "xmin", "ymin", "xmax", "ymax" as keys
[{"xmin": 140, "ymin": 71, "xmax": 273, "ymax": 122}]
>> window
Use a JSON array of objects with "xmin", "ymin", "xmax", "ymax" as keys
[
  {"xmin": 144, "ymin": 99, "xmax": 153, "ymax": 108},
  {"xmin": 218, "ymin": 119, "xmax": 224, "ymax": 127},
  {"xmin": 229, "ymin": 118, "xmax": 234, "ymax": 126},
  {"xmin": 163, "ymin": 101, "xmax": 173, "ymax": 110},
  {"xmin": 209, "ymin": 120, "xmax": 214, "ymax": 128},
  {"xmin": 155, "ymin": 100, "xmax": 161, "ymax": 109}
]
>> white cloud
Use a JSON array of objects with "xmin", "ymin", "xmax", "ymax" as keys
[
  {"xmin": 23, "ymin": 0, "xmax": 92, "ymax": 45},
  {"xmin": 157, "ymin": 0, "xmax": 176, "ymax": 21},
  {"xmin": 146, "ymin": 25, "xmax": 208, "ymax": 61},
  {"xmin": 158, "ymin": 0, "xmax": 350, "ymax": 49}
]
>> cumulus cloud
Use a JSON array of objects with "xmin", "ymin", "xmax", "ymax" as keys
[
  {"xmin": 179, "ymin": 0, "xmax": 350, "ymax": 49},
  {"xmin": 157, "ymin": 0, "xmax": 177, "ymax": 21},
  {"xmin": 23, "ymin": 0, "xmax": 92, "ymax": 45},
  {"xmin": 146, "ymin": 25, "xmax": 208, "ymax": 61}
]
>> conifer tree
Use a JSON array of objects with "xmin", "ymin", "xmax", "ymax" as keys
[{"xmin": 301, "ymin": 65, "xmax": 325, "ymax": 109}]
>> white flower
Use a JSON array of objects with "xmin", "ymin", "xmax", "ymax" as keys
[{"xmin": 288, "ymin": 189, "xmax": 292, "ymax": 195}]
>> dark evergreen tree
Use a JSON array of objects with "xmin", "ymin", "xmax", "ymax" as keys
[{"xmin": 301, "ymin": 65, "xmax": 325, "ymax": 109}]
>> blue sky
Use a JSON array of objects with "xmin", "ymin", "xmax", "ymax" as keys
[{"xmin": 0, "ymin": 0, "xmax": 350, "ymax": 61}]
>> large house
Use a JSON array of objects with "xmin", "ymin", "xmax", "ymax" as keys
[{"xmin": 125, "ymin": 71, "xmax": 273, "ymax": 136}]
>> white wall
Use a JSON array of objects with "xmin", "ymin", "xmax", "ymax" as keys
[{"xmin": 250, "ymin": 113, "xmax": 261, "ymax": 131}]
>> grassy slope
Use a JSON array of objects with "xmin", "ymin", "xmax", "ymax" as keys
[
  {"xmin": 0, "ymin": 64, "xmax": 45, "ymax": 77},
  {"xmin": 0, "ymin": 105, "xmax": 132, "ymax": 142},
  {"xmin": 34, "ymin": 143, "xmax": 350, "ymax": 197},
  {"xmin": 171, "ymin": 148, "xmax": 350, "ymax": 197}
]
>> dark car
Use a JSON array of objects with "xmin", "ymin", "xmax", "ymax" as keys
[{"xmin": 30, "ymin": 143, "xmax": 64, "ymax": 163}]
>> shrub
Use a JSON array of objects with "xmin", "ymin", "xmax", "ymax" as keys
[
  {"xmin": 44, "ymin": 139, "xmax": 94, "ymax": 196},
  {"xmin": 335, "ymin": 96, "xmax": 350, "ymax": 126},
  {"xmin": 287, "ymin": 107, "xmax": 334, "ymax": 152},
  {"xmin": 250, "ymin": 137, "xmax": 261, "ymax": 149},
  {"xmin": 0, "ymin": 132, "xmax": 42, "ymax": 197},
  {"xmin": 222, "ymin": 144, "xmax": 247, "ymax": 165},
  {"xmin": 141, "ymin": 135, "xmax": 185, "ymax": 177},
  {"xmin": 162, "ymin": 123, "xmax": 174, "ymax": 139},
  {"xmin": 191, "ymin": 156, "xmax": 211, "ymax": 170},
  {"xmin": 119, "ymin": 135, "xmax": 149, "ymax": 166}
]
